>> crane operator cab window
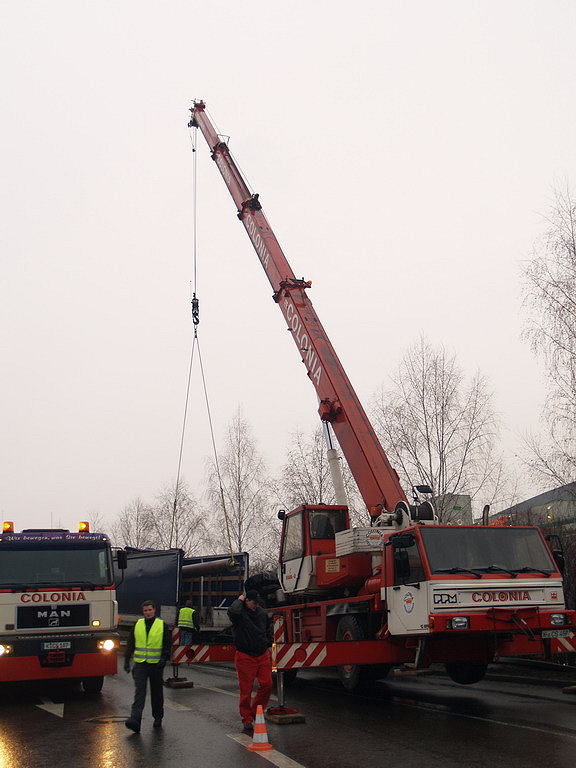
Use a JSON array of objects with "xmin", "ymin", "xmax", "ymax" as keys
[
  {"xmin": 309, "ymin": 509, "xmax": 347, "ymax": 540},
  {"xmin": 282, "ymin": 513, "xmax": 304, "ymax": 561},
  {"xmin": 393, "ymin": 535, "xmax": 426, "ymax": 585}
]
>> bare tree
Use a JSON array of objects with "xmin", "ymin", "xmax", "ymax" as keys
[
  {"xmin": 111, "ymin": 497, "xmax": 153, "ymax": 549},
  {"xmin": 85, "ymin": 509, "xmax": 107, "ymax": 534},
  {"xmin": 522, "ymin": 185, "xmax": 576, "ymax": 486},
  {"xmin": 204, "ymin": 408, "xmax": 272, "ymax": 563},
  {"xmin": 371, "ymin": 337, "xmax": 507, "ymax": 522},
  {"xmin": 272, "ymin": 425, "xmax": 366, "ymax": 527},
  {"xmin": 148, "ymin": 480, "xmax": 205, "ymax": 555},
  {"xmin": 110, "ymin": 482, "xmax": 205, "ymax": 554}
]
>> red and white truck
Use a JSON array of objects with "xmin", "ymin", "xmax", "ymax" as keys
[
  {"xmin": 0, "ymin": 521, "xmax": 124, "ymax": 693},
  {"xmin": 185, "ymin": 101, "xmax": 576, "ymax": 689}
]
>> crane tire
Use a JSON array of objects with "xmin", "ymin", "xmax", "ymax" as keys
[
  {"xmin": 445, "ymin": 662, "xmax": 487, "ymax": 685},
  {"xmin": 336, "ymin": 615, "xmax": 383, "ymax": 692}
]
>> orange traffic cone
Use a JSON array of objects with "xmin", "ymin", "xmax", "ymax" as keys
[{"xmin": 248, "ymin": 705, "xmax": 273, "ymax": 751}]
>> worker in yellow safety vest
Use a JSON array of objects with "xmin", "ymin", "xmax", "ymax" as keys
[
  {"xmin": 177, "ymin": 599, "xmax": 199, "ymax": 646},
  {"xmin": 124, "ymin": 600, "xmax": 171, "ymax": 733}
]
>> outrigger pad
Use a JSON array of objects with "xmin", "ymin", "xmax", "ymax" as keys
[{"xmin": 265, "ymin": 706, "xmax": 305, "ymax": 724}]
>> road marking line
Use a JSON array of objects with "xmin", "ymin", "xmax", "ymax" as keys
[
  {"xmin": 194, "ymin": 684, "xmax": 239, "ymax": 698},
  {"xmin": 389, "ymin": 695, "xmax": 576, "ymax": 740},
  {"xmin": 164, "ymin": 700, "xmax": 193, "ymax": 711},
  {"xmin": 195, "ymin": 683, "xmax": 277, "ymax": 701},
  {"xmin": 228, "ymin": 735, "xmax": 307, "ymax": 768},
  {"xmin": 437, "ymin": 710, "xmax": 576, "ymax": 741},
  {"xmin": 35, "ymin": 698, "xmax": 65, "ymax": 718}
]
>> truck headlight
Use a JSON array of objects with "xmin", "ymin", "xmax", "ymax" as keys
[
  {"xmin": 450, "ymin": 617, "xmax": 470, "ymax": 630},
  {"xmin": 0, "ymin": 644, "xmax": 13, "ymax": 656},
  {"xmin": 550, "ymin": 614, "xmax": 567, "ymax": 626},
  {"xmin": 97, "ymin": 639, "xmax": 117, "ymax": 652}
]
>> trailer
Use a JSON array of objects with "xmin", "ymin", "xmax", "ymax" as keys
[{"xmin": 114, "ymin": 548, "xmax": 248, "ymax": 640}]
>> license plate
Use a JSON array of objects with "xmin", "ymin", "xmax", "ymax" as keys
[
  {"xmin": 542, "ymin": 629, "xmax": 571, "ymax": 638},
  {"xmin": 41, "ymin": 641, "xmax": 72, "ymax": 650}
]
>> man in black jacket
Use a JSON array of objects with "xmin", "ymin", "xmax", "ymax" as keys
[{"xmin": 227, "ymin": 590, "xmax": 273, "ymax": 733}]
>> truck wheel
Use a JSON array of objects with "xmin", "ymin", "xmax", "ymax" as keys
[
  {"xmin": 445, "ymin": 663, "xmax": 487, "ymax": 685},
  {"xmin": 82, "ymin": 676, "xmax": 104, "ymax": 694},
  {"xmin": 336, "ymin": 616, "xmax": 377, "ymax": 692}
]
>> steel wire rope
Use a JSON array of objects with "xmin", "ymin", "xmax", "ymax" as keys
[
  {"xmin": 195, "ymin": 337, "xmax": 235, "ymax": 563},
  {"xmin": 169, "ymin": 123, "xmax": 200, "ymax": 549},
  {"xmin": 169, "ymin": 114, "xmax": 235, "ymax": 564},
  {"xmin": 204, "ymin": 105, "xmax": 257, "ymax": 195}
]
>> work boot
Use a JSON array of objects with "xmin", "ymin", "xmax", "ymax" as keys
[
  {"xmin": 241, "ymin": 722, "xmax": 254, "ymax": 735},
  {"xmin": 153, "ymin": 719, "xmax": 163, "ymax": 728},
  {"xmin": 125, "ymin": 719, "xmax": 140, "ymax": 733}
]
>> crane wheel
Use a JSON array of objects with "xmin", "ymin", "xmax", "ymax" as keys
[
  {"xmin": 336, "ymin": 616, "xmax": 389, "ymax": 691},
  {"xmin": 445, "ymin": 662, "xmax": 487, "ymax": 685}
]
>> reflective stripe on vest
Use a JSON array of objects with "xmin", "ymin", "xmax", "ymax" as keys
[
  {"xmin": 133, "ymin": 618, "xmax": 164, "ymax": 664},
  {"xmin": 178, "ymin": 607, "xmax": 195, "ymax": 629}
]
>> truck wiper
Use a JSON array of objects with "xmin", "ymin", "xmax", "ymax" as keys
[
  {"xmin": 432, "ymin": 567, "xmax": 483, "ymax": 578},
  {"xmin": 513, "ymin": 566, "xmax": 552, "ymax": 578},
  {"xmin": 476, "ymin": 565, "xmax": 518, "ymax": 578}
]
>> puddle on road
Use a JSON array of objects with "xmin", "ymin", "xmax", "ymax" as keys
[{"xmin": 86, "ymin": 716, "xmax": 127, "ymax": 724}]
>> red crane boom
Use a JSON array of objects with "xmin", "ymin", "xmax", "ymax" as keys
[{"xmin": 189, "ymin": 101, "xmax": 407, "ymax": 518}]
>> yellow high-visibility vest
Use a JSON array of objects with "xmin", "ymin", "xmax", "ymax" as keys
[
  {"xmin": 178, "ymin": 607, "xmax": 195, "ymax": 629},
  {"xmin": 133, "ymin": 618, "xmax": 164, "ymax": 664}
]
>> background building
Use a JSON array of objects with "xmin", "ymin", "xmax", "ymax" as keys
[
  {"xmin": 491, "ymin": 483, "xmax": 576, "ymax": 529},
  {"xmin": 432, "ymin": 494, "xmax": 473, "ymax": 525}
]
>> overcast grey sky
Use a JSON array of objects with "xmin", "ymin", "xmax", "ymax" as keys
[{"xmin": 1, "ymin": 2, "xmax": 575, "ymax": 532}]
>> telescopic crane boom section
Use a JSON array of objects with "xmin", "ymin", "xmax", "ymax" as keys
[{"xmin": 189, "ymin": 101, "xmax": 407, "ymax": 518}]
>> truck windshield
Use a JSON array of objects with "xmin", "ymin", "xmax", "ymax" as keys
[
  {"xmin": 0, "ymin": 545, "xmax": 113, "ymax": 587},
  {"xmin": 420, "ymin": 527, "xmax": 556, "ymax": 575}
]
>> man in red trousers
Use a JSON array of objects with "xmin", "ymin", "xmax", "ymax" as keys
[{"xmin": 228, "ymin": 590, "xmax": 273, "ymax": 734}]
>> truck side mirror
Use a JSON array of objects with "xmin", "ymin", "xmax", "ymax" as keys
[
  {"xmin": 553, "ymin": 550, "xmax": 565, "ymax": 576},
  {"xmin": 117, "ymin": 550, "xmax": 128, "ymax": 570}
]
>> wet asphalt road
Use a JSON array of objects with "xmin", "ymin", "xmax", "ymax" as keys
[{"xmin": 0, "ymin": 664, "xmax": 575, "ymax": 768}]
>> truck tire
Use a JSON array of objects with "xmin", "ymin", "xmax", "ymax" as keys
[
  {"xmin": 336, "ymin": 615, "xmax": 384, "ymax": 692},
  {"xmin": 82, "ymin": 676, "xmax": 104, "ymax": 694},
  {"xmin": 445, "ymin": 663, "xmax": 487, "ymax": 685}
]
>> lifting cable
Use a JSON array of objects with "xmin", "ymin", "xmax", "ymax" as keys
[{"xmin": 169, "ymin": 119, "xmax": 235, "ymax": 564}]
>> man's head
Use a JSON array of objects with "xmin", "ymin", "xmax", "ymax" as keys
[
  {"xmin": 142, "ymin": 600, "xmax": 156, "ymax": 619},
  {"xmin": 185, "ymin": 600, "xmax": 193, "ymax": 608},
  {"xmin": 244, "ymin": 590, "xmax": 260, "ymax": 611}
]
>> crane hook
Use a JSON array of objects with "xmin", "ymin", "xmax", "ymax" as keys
[{"xmin": 192, "ymin": 294, "xmax": 200, "ymax": 326}]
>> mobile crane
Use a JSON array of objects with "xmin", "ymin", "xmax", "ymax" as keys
[{"xmin": 187, "ymin": 101, "xmax": 576, "ymax": 689}]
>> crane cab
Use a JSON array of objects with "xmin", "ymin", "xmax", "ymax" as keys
[{"xmin": 277, "ymin": 504, "xmax": 351, "ymax": 595}]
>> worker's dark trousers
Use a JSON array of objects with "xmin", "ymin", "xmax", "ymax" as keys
[
  {"xmin": 179, "ymin": 628, "xmax": 194, "ymax": 645},
  {"xmin": 130, "ymin": 662, "xmax": 164, "ymax": 724},
  {"xmin": 235, "ymin": 649, "xmax": 273, "ymax": 724}
]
